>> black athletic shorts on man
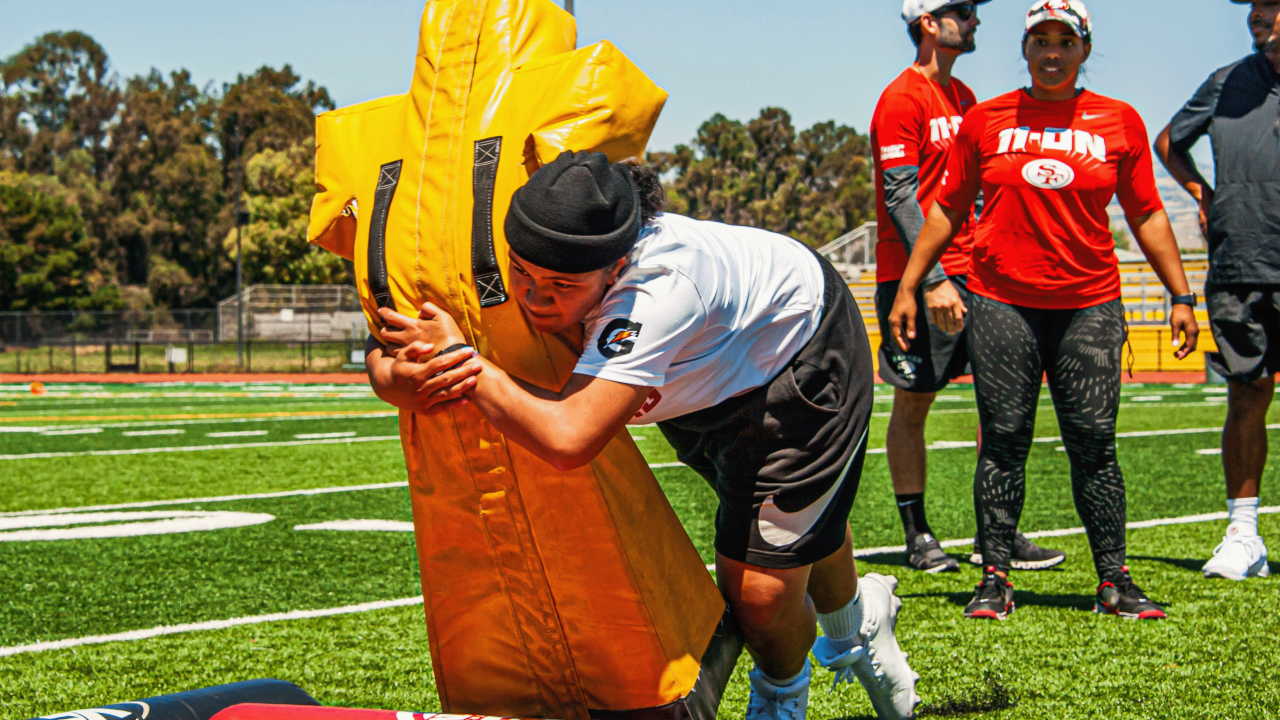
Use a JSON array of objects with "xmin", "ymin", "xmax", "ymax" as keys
[{"xmin": 1168, "ymin": 49, "xmax": 1280, "ymax": 381}]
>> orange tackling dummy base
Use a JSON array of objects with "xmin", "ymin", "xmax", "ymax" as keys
[{"xmin": 306, "ymin": 2, "xmax": 736, "ymax": 719}]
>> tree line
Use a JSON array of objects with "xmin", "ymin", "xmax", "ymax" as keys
[{"xmin": 0, "ymin": 31, "xmax": 874, "ymax": 313}]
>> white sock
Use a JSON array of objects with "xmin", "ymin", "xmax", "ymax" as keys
[
  {"xmin": 817, "ymin": 586, "xmax": 864, "ymax": 651},
  {"xmin": 759, "ymin": 665, "xmax": 806, "ymax": 688},
  {"xmin": 1227, "ymin": 497, "xmax": 1260, "ymax": 537}
]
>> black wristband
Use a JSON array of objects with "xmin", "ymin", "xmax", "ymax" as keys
[
  {"xmin": 433, "ymin": 343, "xmax": 472, "ymax": 360},
  {"xmin": 1171, "ymin": 293, "xmax": 1198, "ymax": 308},
  {"xmin": 431, "ymin": 344, "xmax": 474, "ymax": 379}
]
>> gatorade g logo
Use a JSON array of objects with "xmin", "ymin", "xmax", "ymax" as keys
[
  {"xmin": 1022, "ymin": 159, "xmax": 1075, "ymax": 190},
  {"xmin": 599, "ymin": 319, "xmax": 642, "ymax": 359}
]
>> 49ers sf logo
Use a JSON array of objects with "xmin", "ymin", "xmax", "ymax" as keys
[
  {"xmin": 1021, "ymin": 159, "xmax": 1075, "ymax": 189},
  {"xmin": 598, "ymin": 319, "xmax": 642, "ymax": 359}
]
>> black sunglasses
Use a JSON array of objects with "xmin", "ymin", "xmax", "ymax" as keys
[{"xmin": 935, "ymin": 3, "xmax": 978, "ymax": 21}]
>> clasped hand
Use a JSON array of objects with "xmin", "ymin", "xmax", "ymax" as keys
[{"xmin": 368, "ymin": 303, "xmax": 484, "ymax": 415}]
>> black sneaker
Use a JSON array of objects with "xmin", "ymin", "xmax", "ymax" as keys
[
  {"xmin": 964, "ymin": 567, "xmax": 1015, "ymax": 620},
  {"xmin": 907, "ymin": 533, "xmax": 960, "ymax": 573},
  {"xmin": 1094, "ymin": 566, "xmax": 1166, "ymax": 620},
  {"xmin": 968, "ymin": 531, "xmax": 1067, "ymax": 570}
]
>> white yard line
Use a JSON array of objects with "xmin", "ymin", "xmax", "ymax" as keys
[
  {"xmin": 1, "ymin": 411, "xmax": 397, "ymax": 433},
  {"xmin": 0, "ymin": 435, "xmax": 401, "ymax": 461},
  {"xmin": 0, "ymin": 482, "xmax": 412, "ymax": 518},
  {"xmin": 0, "ymin": 596, "xmax": 425, "ymax": 658},
  {"xmin": 122, "ymin": 429, "xmax": 185, "ymax": 437}
]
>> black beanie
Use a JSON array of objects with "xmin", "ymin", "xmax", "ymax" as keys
[{"xmin": 504, "ymin": 151, "xmax": 641, "ymax": 274}]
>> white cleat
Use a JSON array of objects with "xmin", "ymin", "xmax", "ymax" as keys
[
  {"xmin": 746, "ymin": 658, "xmax": 811, "ymax": 720},
  {"xmin": 811, "ymin": 573, "xmax": 920, "ymax": 720},
  {"xmin": 1203, "ymin": 525, "xmax": 1270, "ymax": 581}
]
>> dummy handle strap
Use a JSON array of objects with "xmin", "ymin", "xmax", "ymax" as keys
[
  {"xmin": 472, "ymin": 137, "xmax": 508, "ymax": 307},
  {"xmin": 368, "ymin": 159, "xmax": 403, "ymax": 313}
]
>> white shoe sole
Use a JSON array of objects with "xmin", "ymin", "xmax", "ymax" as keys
[
  {"xmin": 968, "ymin": 553, "xmax": 1066, "ymax": 571},
  {"xmin": 1203, "ymin": 556, "xmax": 1271, "ymax": 581}
]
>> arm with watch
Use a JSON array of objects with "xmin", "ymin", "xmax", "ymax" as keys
[
  {"xmin": 1127, "ymin": 209, "xmax": 1200, "ymax": 360},
  {"xmin": 883, "ymin": 166, "xmax": 969, "ymax": 335}
]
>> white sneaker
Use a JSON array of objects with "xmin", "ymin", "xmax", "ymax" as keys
[
  {"xmin": 811, "ymin": 573, "xmax": 920, "ymax": 720},
  {"xmin": 1203, "ymin": 525, "xmax": 1270, "ymax": 581},
  {"xmin": 746, "ymin": 658, "xmax": 810, "ymax": 720}
]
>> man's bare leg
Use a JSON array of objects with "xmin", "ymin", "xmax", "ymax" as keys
[
  {"xmin": 1203, "ymin": 375, "xmax": 1273, "ymax": 580},
  {"xmin": 887, "ymin": 388, "xmax": 959, "ymax": 571},
  {"xmin": 1223, "ymin": 375, "xmax": 1273, "ymax": 501}
]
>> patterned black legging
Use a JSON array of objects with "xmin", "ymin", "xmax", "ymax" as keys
[{"xmin": 968, "ymin": 295, "xmax": 1128, "ymax": 581}]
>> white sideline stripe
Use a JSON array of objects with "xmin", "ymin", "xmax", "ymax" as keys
[
  {"xmin": 122, "ymin": 429, "xmax": 185, "ymax": 437},
  {"xmin": 0, "ymin": 460, "xmax": 689, "ymax": 517},
  {"xmin": 0, "ymin": 596, "xmax": 425, "ymax": 658},
  {"xmin": 0, "ymin": 435, "xmax": 401, "ymax": 461},
  {"xmin": 294, "ymin": 432, "xmax": 357, "ymax": 440},
  {"xmin": 8, "ymin": 506, "xmax": 1279, "ymax": 653}
]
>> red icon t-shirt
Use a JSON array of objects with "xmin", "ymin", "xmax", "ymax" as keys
[
  {"xmin": 937, "ymin": 89, "xmax": 1164, "ymax": 309},
  {"xmin": 871, "ymin": 66, "xmax": 978, "ymax": 283}
]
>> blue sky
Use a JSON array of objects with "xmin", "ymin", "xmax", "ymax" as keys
[{"xmin": 3, "ymin": 0, "xmax": 1256, "ymax": 166}]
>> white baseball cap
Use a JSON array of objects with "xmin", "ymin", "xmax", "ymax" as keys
[
  {"xmin": 902, "ymin": 0, "xmax": 992, "ymax": 25},
  {"xmin": 1025, "ymin": 0, "xmax": 1092, "ymax": 41}
]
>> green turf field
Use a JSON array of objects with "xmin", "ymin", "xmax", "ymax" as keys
[{"xmin": 1, "ymin": 382, "xmax": 1277, "ymax": 719}]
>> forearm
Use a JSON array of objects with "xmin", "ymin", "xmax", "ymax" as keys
[
  {"xmin": 1130, "ymin": 210, "xmax": 1192, "ymax": 296},
  {"xmin": 899, "ymin": 203, "xmax": 966, "ymax": 295},
  {"xmin": 1154, "ymin": 127, "xmax": 1210, "ymax": 199},
  {"xmin": 465, "ymin": 362, "xmax": 623, "ymax": 470},
  {"xmin": 884, "ymin": 166, "xmax": 946, "ymax": 286}
]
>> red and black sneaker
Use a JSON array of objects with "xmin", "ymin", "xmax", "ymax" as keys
[
  {"xmin": 964, "ymin": 566, "xmax": 1014, "ymax": 620},
  {"xmin": 1094, "ymin": 566, "xmax": 1166, "ymax": 620}
]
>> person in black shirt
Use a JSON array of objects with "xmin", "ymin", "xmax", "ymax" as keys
[{"xmin": 1155, "ymin": 0, "xmax": 1280, "ymax": 582}]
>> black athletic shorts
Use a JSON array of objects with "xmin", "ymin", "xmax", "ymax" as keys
[
  {"xmin": 1206, "ymin": 284, "xmax": 1280, "ymax": 382},
  {"xmin": 874, "ymin": 275, "xmax": 972, "ymax": 393},
  {"xmin": 657, "ymin": 253, "xmax": 874, "ymax": 569}
]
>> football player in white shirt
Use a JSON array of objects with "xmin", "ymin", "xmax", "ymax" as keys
[{"xmin": 369, "ymin": 151, "xmax": 919, "ymax": 720}]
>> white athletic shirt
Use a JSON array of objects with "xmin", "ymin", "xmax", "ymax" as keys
[{"xmin": 572, "ymin": 213, "xmax": 825, "ymax": 424}]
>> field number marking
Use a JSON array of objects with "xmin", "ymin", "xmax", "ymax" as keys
[
  {"xmin": 294, "ymin": 519, "xmax": 415, "ymax": 532},
  {"xmin": 294, "ymin": 432, "xmax": 357, "ymax": 439},
  {"xmin": 0, "ymin": 510, "xmax": 274, "ymax": 542},
  {"xmin": 207, "ymin": 431, "xmax": 269, "ymax": 438},
  {"xmin": 122, "ymin": 429, "xmax": 185, "ymax": 437},
  {"xmin": 41, "ymin": 428, "xmax": 103, "ymax": 436}
]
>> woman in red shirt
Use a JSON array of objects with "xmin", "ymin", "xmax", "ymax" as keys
[{"xmin": 889, "ymin": 0, "xmax": 1199, "ymax": 622}]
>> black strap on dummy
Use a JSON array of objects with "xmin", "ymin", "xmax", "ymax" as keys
[
  {"xmin": 368, "ymin": 159, "xmax": 403, "ymax": 312},
  {"xmin": 472, "ymin": 137, "xmax": 508, "ymax": 307}
]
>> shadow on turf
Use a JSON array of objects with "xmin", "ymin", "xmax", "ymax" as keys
[
  {"xmin": 827, "ymin": 673, "xmax": 1018, "ymax": 719},
  {"xmin": 1131, "ymin": 553, "xmax": 1280, "ymax": 578},
  {"xmin": 900, "ymin": 589, "xmax": 1096, "ymax": 612}
]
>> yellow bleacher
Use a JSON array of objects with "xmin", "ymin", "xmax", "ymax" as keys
[{"xmin": 850, "ymin": 259, "xmax": 1215, "ymax": 376}]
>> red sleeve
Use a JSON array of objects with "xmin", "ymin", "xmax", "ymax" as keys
[
  {"xmin": 875, "ymin": 92, "xmax": 927, "ymax": 170},
  {"xmin": 1115, "ymin": 105, "xmax": 1164, "ymax": 218},
  {"xmin": 936, "ymin": 107, "xmax": 983, "ymax": 213}
]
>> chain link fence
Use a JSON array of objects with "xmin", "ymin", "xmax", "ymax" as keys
[{"xmin": 1, "ymin": 285, "xmax": 371, "ymax": 374}]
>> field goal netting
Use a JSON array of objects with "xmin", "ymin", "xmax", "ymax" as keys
[{"xmin": 217, "ymin": 285, "xmax": 366, "ymax": 342}]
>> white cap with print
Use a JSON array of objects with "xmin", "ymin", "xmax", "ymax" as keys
[{"xmin": 901, "ymin": 0, "xmax": 993, "ymax": 25}]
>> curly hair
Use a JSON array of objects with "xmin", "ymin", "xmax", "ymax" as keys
[{"xmin": 623, "ymin": 161, "xmax": 666, "ymax": 226}]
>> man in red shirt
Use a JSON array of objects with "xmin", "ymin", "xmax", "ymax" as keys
[{"xmin": 871, "ymin": 0, "xmax": 1064, "ymax": 573}]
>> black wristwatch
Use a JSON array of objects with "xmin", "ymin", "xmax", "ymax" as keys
[{"xmin": 1171, "ymin": 293, "xmax": 1198, "ymax": 308}]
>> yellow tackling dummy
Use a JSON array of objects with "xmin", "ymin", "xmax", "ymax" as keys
[{"xmin": 306, "ymin": 1, "xmax": 734, "ymax": 718}]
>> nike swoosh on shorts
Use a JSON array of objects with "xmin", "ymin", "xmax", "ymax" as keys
[{"xmin": 756, "ymin": 426, "xmax": 869, "ymax": 548}]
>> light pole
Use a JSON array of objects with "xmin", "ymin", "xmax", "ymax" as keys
[
  {"xmin": 234, "ymin": 120, "xmax": 246, "ymax": 366},
  {"xmin": 564, "ymin": 0, "xmax": 573, "ymax": 15}
]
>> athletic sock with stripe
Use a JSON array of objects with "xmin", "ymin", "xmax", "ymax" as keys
[
  {"xmin": 895, "ymin": 492, "xmax": 932, "ymax": 543},
  {"xmin": 1227, "ymin": 496, "xmax": 1260, "ymax": 537}
]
